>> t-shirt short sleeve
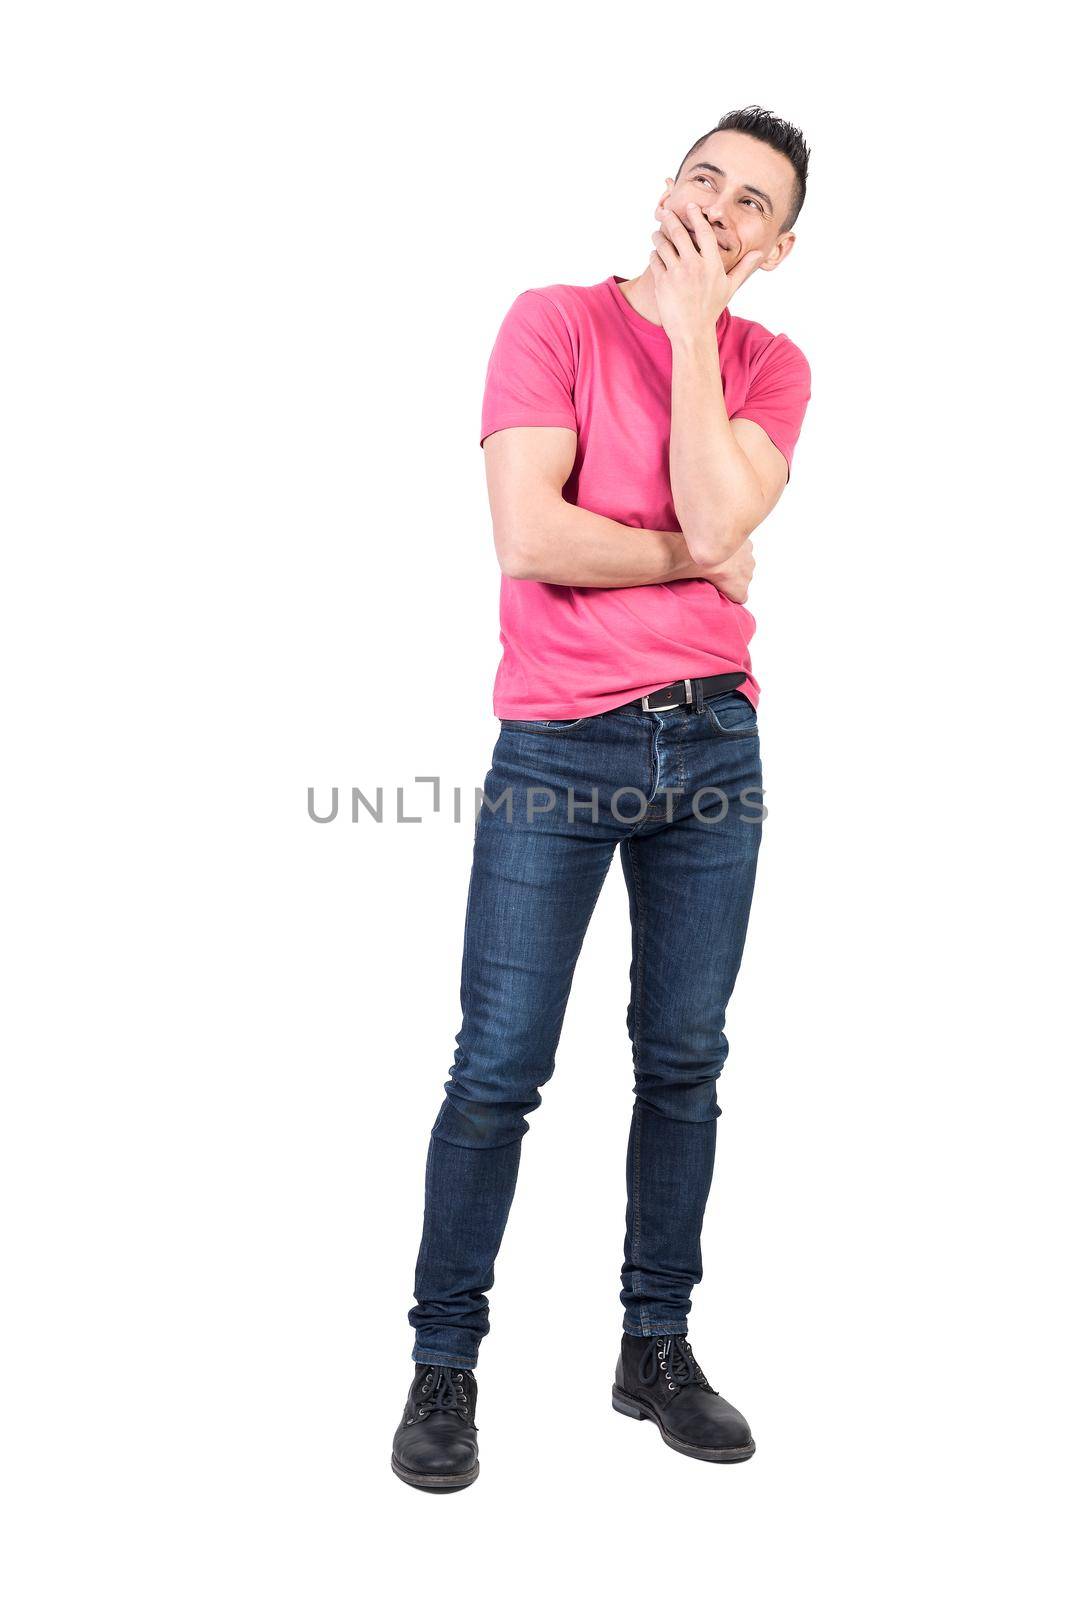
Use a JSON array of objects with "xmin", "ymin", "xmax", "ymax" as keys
[
  {"xmin": 480, "ymin": 290, "xmax": 579, "ymax": 447},
  {"xmin": 729, "ymin": 334, "xmax": 811, "ymax": 480}
]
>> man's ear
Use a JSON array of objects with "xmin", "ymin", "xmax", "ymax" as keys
[{"xmin": 760, "ymin": 231, "xmax": 796, "ymax": 270}]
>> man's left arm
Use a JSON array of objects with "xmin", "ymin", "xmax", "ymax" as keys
[
  {"xmin": 649, "ymin": 199, "xmax": 809, "ymax": 571},
  {"xmin": 669, "ymin": 339, "xmax": 789, "ymax": 570}
]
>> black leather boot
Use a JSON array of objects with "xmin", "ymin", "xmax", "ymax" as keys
[
  {"xmin": 612, "ymin": 1333, "xmax": 755, "ymax": 1462},
  {"xmin": 391, "ymin": 1363, "xmax": 479, "ymax": 1491}
]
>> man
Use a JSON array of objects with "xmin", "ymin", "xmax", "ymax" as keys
[{"xmin": 393, "ymin": 106, "xmax": 812, "ymax": 1490}]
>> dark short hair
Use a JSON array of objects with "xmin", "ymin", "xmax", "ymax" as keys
[{"xmin": 675, "ymin": 106, "xmax": 810, "ymax": 232}]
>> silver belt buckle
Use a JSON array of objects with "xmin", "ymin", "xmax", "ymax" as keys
[{"xmin": 640, "ymin": 678, "xmax": 693, "ymax": 713}]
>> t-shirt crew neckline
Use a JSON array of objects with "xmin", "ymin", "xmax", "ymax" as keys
[{"xmin": 606, "ymin": 274, "xmax": 730, "ymax": 342}]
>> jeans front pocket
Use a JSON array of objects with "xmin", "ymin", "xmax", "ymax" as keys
[
  {"xmin": 704, "ymin": 692, "xmax": 758, "ymax": 739},
  {"xmin": 499, "ymin": 717, "xmax": 589, "ymax": 734}
]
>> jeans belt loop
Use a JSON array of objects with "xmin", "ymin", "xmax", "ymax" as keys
[{"xmin": 690, "ymin": 677, "xmax": 705, "ymax": 715}]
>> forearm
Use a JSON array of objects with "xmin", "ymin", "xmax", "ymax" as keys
[
  {"xmin": 504, "ymin": 498, "xmax": 708, "ymax": 588},
  {"xmin": 669, "ymin": 340, "xmax": 765, "ymax": 566}
]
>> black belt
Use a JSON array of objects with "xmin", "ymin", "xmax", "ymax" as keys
[{"xmin": 621, "ymin": 671, "xmax": 747, "ymax": 714}]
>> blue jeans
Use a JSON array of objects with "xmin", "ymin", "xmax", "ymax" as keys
[{"xmin": 408, "ymin": 690, "xmax": 763, "ymax": 1369}]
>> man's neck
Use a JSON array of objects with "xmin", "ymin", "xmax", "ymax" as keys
[{"xmin": 615, "ymin": 268, "xmax": 662, "ymax": 327}]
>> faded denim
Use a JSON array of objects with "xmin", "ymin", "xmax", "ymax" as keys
[{"xmin": 408, "ymin": 690, "xmax": 763, "ymax": 1370}]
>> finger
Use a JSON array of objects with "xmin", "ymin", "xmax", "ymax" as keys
[
  {"xmin": 683, "ymin": 201, "xmax": 717, "ymax": 251},
  {"xmin": 654, "ymin": 203, "xmax": 687, "ymax": 241},
  {"xmin": 724, "ymin": 248, "xmax": 765, "ymax": 289},
  {"xmin": 650, "ymin": 226, "xmax": 679, "ymax": 264},
  {"xmin": 654, "ymin": 204, "xmax": 695, "ymax": 254},
  {"xmin": 648, "ymin": 246, "xmax": 667, "ymax": 275}
]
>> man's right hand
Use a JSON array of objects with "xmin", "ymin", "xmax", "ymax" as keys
[{"xmin": 701, "ymin": 538, "xmax": 754, "ymax": 604}]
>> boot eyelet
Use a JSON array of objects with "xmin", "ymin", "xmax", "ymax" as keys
[
  {"xmin": 659, "ymin": 1360, "xmax": 667, "ymax": 1369},
  {"xmin": 668, "ymin": 1382, "xmax": 676, "ymax": 1390}
]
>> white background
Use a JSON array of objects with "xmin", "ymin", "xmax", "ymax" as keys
[{"xmin": 2, "ymin": 2, "xmax": 1065, "ymax": 1595}]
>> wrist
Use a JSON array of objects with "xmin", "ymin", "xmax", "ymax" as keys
[{"xmin": 669, "ymin": 327, "xmax": 725, "ymax": 364}]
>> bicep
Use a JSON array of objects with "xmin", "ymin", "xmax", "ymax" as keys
[
  {"xmin": 730, "ymin": 417, "xmax": 790, "ymax": 528},
  {"xmin": 482, "ymin": 426, "xmax": 578, "ymax": 572}
]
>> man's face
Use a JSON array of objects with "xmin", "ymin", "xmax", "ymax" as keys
[{"xmin": 658, "ymin": 130, "xmax": 797, "ymax": 275}]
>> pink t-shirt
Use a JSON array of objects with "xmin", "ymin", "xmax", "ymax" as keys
[{"xmin": 480, "ymin": 274, "xmax": 811, "ymax": 719}]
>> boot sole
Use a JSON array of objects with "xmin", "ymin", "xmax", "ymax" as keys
[
  {"xmin": 391, "ymin": 1453, "xmax": 480, "ymax": 1492},
  {"xmin": 611, "ymin": 1385, "xmax": 756, "ymax": 1462}
]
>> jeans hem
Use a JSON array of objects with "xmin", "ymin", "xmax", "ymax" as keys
[
  {"xmin": 622, "ymin": 1320, "xmax": 689, "ymax": 1337},
  {"xmin": 412, "ymin": 1344, "xmax": 479, "ymax": 1370}
]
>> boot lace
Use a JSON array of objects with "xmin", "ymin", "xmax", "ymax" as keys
[
  {"xmin": 410, "ymin": 1365, "xmax": 472, "ymax": 1422},
  {"xmin": 639, "ymin": 1335, "xmax": 717, "ymax": 1396}
]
